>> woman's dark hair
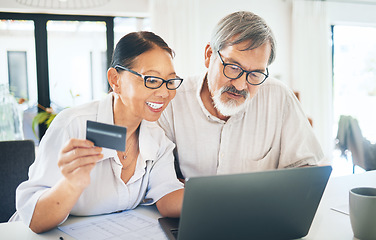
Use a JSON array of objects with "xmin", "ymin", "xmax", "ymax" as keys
[{"xmin": 111, "ymin": 31, "xmax": 174, "ymax": 69}]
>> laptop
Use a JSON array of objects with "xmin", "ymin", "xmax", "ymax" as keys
[{"xmin": 159, "ymin": 166, "xmax": 332, "ymax": 240}]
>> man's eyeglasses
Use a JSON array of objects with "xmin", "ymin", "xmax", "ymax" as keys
[
  {"xmin": 114, "ymin": 65, "xmax": 183, "ymax": 90},
  {"xmin": 217, "ymin": 51, "xmax": 269, "ymax": 85}
]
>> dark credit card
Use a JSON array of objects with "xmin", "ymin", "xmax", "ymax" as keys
[{"xmin": 86, "ymin": 120, "xmax": 127, "ymax": 151}]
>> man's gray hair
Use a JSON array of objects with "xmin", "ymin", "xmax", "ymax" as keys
[{"xmin": 210, "ymin": 11, "xmax": 276, "ymax": 65}]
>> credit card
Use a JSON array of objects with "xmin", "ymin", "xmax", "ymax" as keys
[{"xmin": 86, "ymin": 120, "xmax": 127, "ymax": 151}]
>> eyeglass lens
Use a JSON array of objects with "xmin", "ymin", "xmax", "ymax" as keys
[
  {"xmin": 223, "ymin": 65, "xmax": 266, "ymax": 85},
  {"xmin": 145, "ymin": 76, "xmax": 182, "ymax": 90}
]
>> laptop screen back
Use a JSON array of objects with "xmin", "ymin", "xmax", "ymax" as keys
[{"xmin": 176, "ymin": 166, "xmax": 332, "ymax": 240}]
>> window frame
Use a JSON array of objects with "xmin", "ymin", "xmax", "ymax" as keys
[
  {"xmin": 7, "ymin": 50, "xmax": 29, "ymax": 100},
  {"xmin": 0, "ymin": 12, "xmax": 114, "ymax": 138}
]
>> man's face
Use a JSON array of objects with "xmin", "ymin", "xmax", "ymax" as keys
[{"xmin": 204, "ymin": 41, "xmax": 271, "ymax": 116}]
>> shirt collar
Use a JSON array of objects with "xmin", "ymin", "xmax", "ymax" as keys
[
  {"xmin": 96, "ymin": 93, "xmax": 157, "ymax": 165},
  {"xmin": 138, "ymin": 120, "xmax": 158, "ymax": 163},
  {"xmin": 97, "ymin": 92, "xmax": 115, "ymax": 124},
  {"xmin": 196, "ymin": 73, "xmax": 246, "ymax": 123},
  {"xmin": 95, "ymin": 93, "xmax": 118, "ymax": 163}
]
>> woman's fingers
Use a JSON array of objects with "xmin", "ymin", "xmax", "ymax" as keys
[
  {"xmin": 67, "ymin": 146, "xmax": 103, "ymax": 161},
  {"xmin": 58, "ymin": 139, "xmax": 103, "ymax": 189},
  {"xmin": 60, "ymin": 152, "xmax": 103, "ymax": 176},
  {"xmin": 59, "ymin": 139, "xmax": 101, "ymax": 162},
  {"xmin": 61, "ymin": 138, "xmax": 95, "ymax": 154}
]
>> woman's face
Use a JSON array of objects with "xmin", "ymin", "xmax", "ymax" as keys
[{"xmin": 115, "ymin": 47, "xmax": 177, "ymax": 122}]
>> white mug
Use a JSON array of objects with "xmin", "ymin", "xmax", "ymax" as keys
[{"xmin": 349, "ymin": 187, "xmax": 376, "ymax": 240}]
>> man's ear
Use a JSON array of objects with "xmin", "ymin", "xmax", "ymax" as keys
[
  {"xmin": 204, "ymin": 43, "xmax": 213, "ymax": 69},
  {"xmin": 107, "ymin": 68, "xmax": 120, "ymax": 92}
]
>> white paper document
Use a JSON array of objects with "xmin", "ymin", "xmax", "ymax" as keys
[{"xmin": 58, "ymin": 211, "xmax": 168, "ymax": 240}]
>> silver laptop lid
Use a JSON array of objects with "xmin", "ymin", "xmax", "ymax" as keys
[{"xmin": 177, "ymin": 166, "xmax": 332, "ymax": 240}]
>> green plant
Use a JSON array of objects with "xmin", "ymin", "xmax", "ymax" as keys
[
  {"xmin": 32, "ymin": 104, "xmax": 57, "ymax": 139},
  {"xmin": 31, "ymin": 90, "xmax": 80, "ymax": 139}
]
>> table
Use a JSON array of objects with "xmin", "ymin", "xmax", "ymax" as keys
[
  {"xmin": 305, "ymin": 169, "xmax": 376, "ymax": 240},
  {"xmin": 1, "ymin": 170, "xmax": 375, "ymax": 240},
  {"xmin": 0, "ymin": 205, "xmax": 162, "ymax": 240}
]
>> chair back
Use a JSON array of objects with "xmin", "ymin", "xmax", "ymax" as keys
[
  {"xmin": 336, "ymin": 115, "xmax": 376, "ymax": 171},
  {"xmin": 0, "ymin": 140, "xmax": 35, "ymax": 222}
]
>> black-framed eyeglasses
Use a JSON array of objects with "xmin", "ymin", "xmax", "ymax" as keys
[
  {"xmin": 114, "ymin": 65, "xmax": 183, "ymax": 90},
  {"xmin": 217, "ymin": 51, "xmax": 269, "ymax": 86}
]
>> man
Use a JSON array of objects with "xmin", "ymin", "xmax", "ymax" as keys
[{"xmin": 158, "ymin": 11, "xmax": 324, "ymax": 179}]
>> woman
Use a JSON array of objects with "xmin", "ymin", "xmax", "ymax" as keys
[{"xmin": 12, "ymin": 31, "xmax": 184, "ymax": 233}]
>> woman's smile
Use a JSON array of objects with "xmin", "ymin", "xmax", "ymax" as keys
[{"xmin": 146, "ymin": 101, "xmax": 164, "ymax": 112}]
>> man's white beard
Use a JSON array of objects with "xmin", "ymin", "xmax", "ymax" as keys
[{"xmin": 209, "ymin": 80, "xmax": 249, "ymax": 117}]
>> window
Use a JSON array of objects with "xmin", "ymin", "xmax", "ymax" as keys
[
  {"xmin": 332, "ymin": 25, "xmax": 376, "ymax": 174},
  {"xmin": 47, "ymin": 20, "xmax": 108, "ymax": 108},
  {"xmin": 0, "ymin": 13, "xmax": 150, "ymax": 141},
  {"xmin": 114, "ymin": 17, "xmax": 150, "ymax": 44},
  {"xmin": 8, "ymin": 51, "xmax": 29, "ymax": 100},
  {"xmin": 333, "ymin": 25, "xmax": 376, "ymax": 143},
  {"xmin": 0, "ymin": 19, "xmax": 37, "ymax": 104}
]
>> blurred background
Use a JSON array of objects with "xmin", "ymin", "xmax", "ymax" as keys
[{"xmin": 1, "ymin": 0, "xmax": 376, "ymax": 176}]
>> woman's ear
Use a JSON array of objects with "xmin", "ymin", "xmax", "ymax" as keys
[
  {"xmin": 204, "ymin": 43, "xmax": 213, "ymax": 69},
  {"xmin": 107, "ymin": 68, "xmax": 120, "ymax": 93}
]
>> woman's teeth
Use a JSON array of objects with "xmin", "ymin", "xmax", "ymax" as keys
[{"xmin": 146, "ymin": 102, "xmax": 163, "ymax": 109}]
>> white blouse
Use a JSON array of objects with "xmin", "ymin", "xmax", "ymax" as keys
[{"xmin": 13, "ymin": 93, "xmax": 183, "ymax": 226}]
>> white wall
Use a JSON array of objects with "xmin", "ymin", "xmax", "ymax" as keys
[
  {"xmin": 0, "ymin": 0, "xmax": 149, "ymax": 17},
  {"xmin": 327, "ymin": 1, "xmax": 376, "ymax": 26},
  {"xmin": 3, "ymin": 0, "xmax": 376, "ymax": 81},
  {"xmin": 195, "ymin": 0, "xmax": 292, "ymax": 84},
  {"xmin": 0, "ymin": 0, "xmax": 292, "ymax": 82}
]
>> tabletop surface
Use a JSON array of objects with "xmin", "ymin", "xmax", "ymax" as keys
[{"xmin": 1, "ymin": 170, "xmax": 375, "ymax": 240}]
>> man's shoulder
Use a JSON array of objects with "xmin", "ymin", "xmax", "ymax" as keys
[
  {"xmin": 259, "ymin": 77, "xmax": 290, "ymax": 91},
  {"xmin": 140, "ymin": 120, "xmax": 173, "ymax": 147},
  {"xmin": 177, "ymin": 74, "xmax": 204, "ymax": 95},
  {"xmin": 256, "ymin": 78, "xmax": 294, "ymax": 98},
  {"xmin": 249, "ymin": 78, "xmax": 297, "ymax": 110}
]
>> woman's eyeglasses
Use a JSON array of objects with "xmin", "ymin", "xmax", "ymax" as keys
[{"xmin": 114, "ymin": 65, "xmax": 183, "ymax": 90}]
